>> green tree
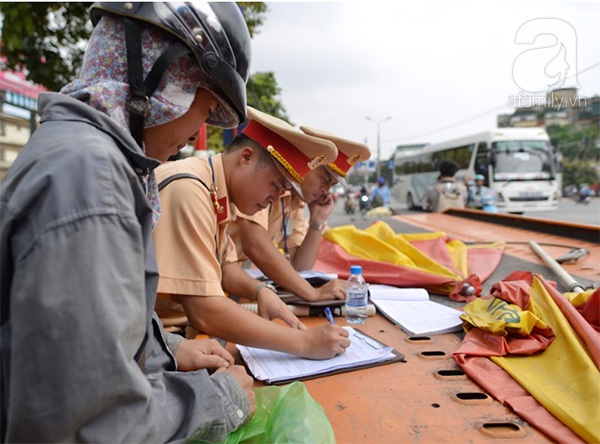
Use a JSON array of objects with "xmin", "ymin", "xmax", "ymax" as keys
[
  {"xmin": 1, "ymin": 2, "xmax": 290, "ymax": 152},
  {"xmin": 548, "ymin": 123, "xmax": 599, "ymax": 162},
  {"xmin": 547, "ymin": 124, "xmax": 600, "ymax": 187},
  {"xmin": 561, "ymin": 159, "xmax": 597, "ymax": 188},
  {"xmin": 247, "ymin": 72, "xmax": 291, "ymax": 122},
  {"xmin": 238, "ymin": 2, "xmax": 268, "ymax": 38},
  {"xmin": 1, "ymin": 2, "xmax": 272, "ymax": 91},
  {"xmin": 1, "ymin": 2, "xmax": 92, "ymax": 92}
]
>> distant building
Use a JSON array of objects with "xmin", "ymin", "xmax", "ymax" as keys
[
  {"xmin": 578, "ymin": 96, "xmax": 600, "ymax": 129},
  {"xmin": 498, "ymin": 87, "xmax": 599, "ymax": 131},
  {"xmin": 1, "ymin": 61, "xmax": 47, "ymax": 179}
]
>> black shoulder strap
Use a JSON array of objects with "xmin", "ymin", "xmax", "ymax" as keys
[
  {"xmin": 158, "ymin": 173, "xmax": 210, "ymax": 192},
  {"xmin": 157, "ymin": 172, "xmax": 221, "ymax": 262}
]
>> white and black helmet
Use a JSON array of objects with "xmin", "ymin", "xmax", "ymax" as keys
[{"xmin": 90, "ymin": 2, "xmax": 252, "ymax": 144}]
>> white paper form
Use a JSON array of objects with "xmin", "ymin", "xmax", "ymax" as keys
[{"xmin": 237, "ymin": 327, "xmax": 396, "ymax": 383}]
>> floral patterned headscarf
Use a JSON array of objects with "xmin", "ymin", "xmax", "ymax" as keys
[{"xmin": 61, "ymin": 16, "xmax": 203, "ymax": 227}]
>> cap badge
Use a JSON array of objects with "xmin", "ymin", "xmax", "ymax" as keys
[
  {"xmin": 307, "ymin": 154, "xmax": 326, "ymax": 170},
  {"xmin": 348, "ymin": 153, "xmax": 361, "ymax": 166}
]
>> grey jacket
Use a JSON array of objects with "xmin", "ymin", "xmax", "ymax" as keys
[{"xmin": 0, "ymin": 93, "xmax": 250, "ymax": 443}]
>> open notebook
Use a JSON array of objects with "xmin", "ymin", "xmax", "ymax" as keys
[
  {"xmin": 369, "ymin": 285, "xmax": 464, "ymax": 336},
  {"xmin": 238, "ymin": 327, "xmax": 404, "ymax": 384}
]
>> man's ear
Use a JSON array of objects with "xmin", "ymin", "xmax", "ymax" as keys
[{"xmin": 239, "ymin": 146, "xmax": 255, "ymax": 166}]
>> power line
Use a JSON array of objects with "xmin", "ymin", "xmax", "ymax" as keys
[
  {"xmin": 385, "ymin": 60, "xmax": 600, "ymax": 145},
  {"xmin": 386, "ymin": 104, "xmax": 508, "ymax": 144},
  {"xmin": 575, "ymin": 60, "xmax": 600, "ymax": 76}
]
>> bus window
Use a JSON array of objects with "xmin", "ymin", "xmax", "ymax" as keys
[
  {"xmin": 420, "ymin": 153, "xmax": 432, "ymax": 173},
  {"xmin": 454, "ymin": 145, "xmax": 473, "ymax": 169},
  {"xmin": 474, "ymin": 142, "xmax": 489, "ymax": 176}
]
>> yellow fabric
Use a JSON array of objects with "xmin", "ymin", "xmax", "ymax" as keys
[
  {"xmin": 460, "ymin": 296, "xmax": 550, "ymax": 337},
  {"xmin": 364, "ymin": 206, "xmax": 392, "ymax": 217},
  {"xmin": 490, "ymin": 277, "xmax": 600, "ymax": 443},
  {"xmin": 447, "ymin": 238, "xmax": 469, "ymax": 277},
  {"xmin": 323, "ymin": 223, "xmax": 465, "ymax": 293},
  {"xmin": 562, "ymin": 289, "xmax": 595, "ymax": 308}
]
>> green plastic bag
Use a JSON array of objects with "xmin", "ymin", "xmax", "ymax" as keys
[{"xmin": 224, "ymin": 381, "xmax": 335, "ymax": 444}]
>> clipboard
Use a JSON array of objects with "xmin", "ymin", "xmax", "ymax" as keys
[
  {"xmin": 238, "ymin": 328, "xmax": 406, "ymax": 385},
  {"xmin": 271, "ymin": 330, "xmax": 405, "ymax": 385}
]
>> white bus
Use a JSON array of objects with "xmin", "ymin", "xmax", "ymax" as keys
[{"xmin": 392, "ymin": 128, "xmax": 561, "ymax": 213}]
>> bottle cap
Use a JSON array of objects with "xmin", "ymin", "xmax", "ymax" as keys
[{"xmin": 350, "ymin": 265, "xmax": 362, "ymax": 275}]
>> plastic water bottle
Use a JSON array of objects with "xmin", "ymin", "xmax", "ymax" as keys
[{"xmin": 345, "ymin": 265, "xmax": 368, "ymax": 324}]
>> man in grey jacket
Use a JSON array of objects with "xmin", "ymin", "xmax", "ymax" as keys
[{"xmin": 0, "ymin": 3, "xmax": 255, "ymax": 442}]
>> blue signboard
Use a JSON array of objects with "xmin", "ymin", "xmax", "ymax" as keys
[{"xmin": 3, "ymin": 91, "xmax": 38, "ymax": 111}]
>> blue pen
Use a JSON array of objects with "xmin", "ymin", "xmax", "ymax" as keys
[{"xmin": 324, "ymin": 306, "xmax": 335, "ymax": 325}]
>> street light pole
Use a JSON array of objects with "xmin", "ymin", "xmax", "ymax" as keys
[{"xmin": 366, "ymin": 116, "xmax": 392, "ymax": 180}]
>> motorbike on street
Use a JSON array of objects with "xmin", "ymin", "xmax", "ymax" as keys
[
  {"xmin": 575, "ymin": 184, "xmax": 592, "ymax": 205},
  {"xmin": 481, "ymin": 200, "xmax": 499, "ymax": 213},
  {"xmin": 359, "ymin": 192, "xmax": 370, "ymax": 213},
  {"xmin": 575, "ymin": 194, "xmax": 591, "ymax": 205},
  {"xmin": 468, "ymin": 181, "xmax": 498, "ymax": 213}
]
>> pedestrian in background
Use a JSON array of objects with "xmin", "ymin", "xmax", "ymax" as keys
[
  {"xmin": 467, "ymin": 174, "xmax": 498, "ymax": 212},
  {"xmin": 425, "ymin": 159, "xmax": 467, "ymax": 212},
  {"xmin": 371, "ymin": 176, "xmax": 392, "ymax": 208}
]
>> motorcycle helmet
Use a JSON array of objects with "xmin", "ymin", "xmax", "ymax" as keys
[
  {"xmin": 474, "ymin": 174, "xmax": 485, "ymax": 181},
  {"xmin": 90, "ymin": 2, "xmax": 251, "ymax": 144},
  {"xmin": 378, "ymin": 176, "xmax": 386, "ymax": 185}
]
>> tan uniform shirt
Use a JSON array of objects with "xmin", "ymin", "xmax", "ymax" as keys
[
  {"xmin": 153, "ymin": 154, "xmax": 238, "ymax": 311},
  {"xmin": 230, "ymin": 192, "xmax": 307, "ymax": 265}
]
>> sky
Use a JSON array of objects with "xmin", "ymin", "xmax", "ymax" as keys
[{"xmin": 249, "ymin": 1, "xmax": 600, "ymax": 161}]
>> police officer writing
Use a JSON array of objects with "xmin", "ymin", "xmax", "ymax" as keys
[{"xmin": 153, "ymin": 107, "xmax": 351, "ymax": 360}]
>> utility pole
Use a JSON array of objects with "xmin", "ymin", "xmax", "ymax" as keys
[{"xmin": 366, "ymin": 116, "xmax": 391, "ymax": 180}]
